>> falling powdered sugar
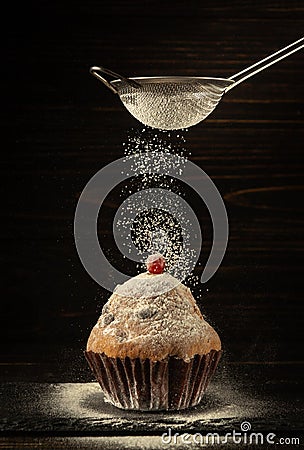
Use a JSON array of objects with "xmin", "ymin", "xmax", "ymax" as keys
[{"xmin": 115, "ymin": 128, "xmax": 201, "ymax": 284}]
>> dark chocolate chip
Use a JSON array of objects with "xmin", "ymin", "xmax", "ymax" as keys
[
  {"xmin": 102, "ymin": 312, "xmax": 114, "ymax": 326},
  {"xmin": 116, "ymin": 330, "xmax": 128, "ymax": 342},
  {"xmin": 137, "ymin": 307, "xmax": 157, "ymax": 320}
]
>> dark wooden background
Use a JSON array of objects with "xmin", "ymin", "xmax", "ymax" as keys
[{"xmin": 1, "ymin": 0, "xmax": 304, "ymax": 448}]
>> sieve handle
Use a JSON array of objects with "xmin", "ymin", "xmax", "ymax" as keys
[
  {"xmin": 226, "ymin": 37, "xmax": 304, "ymax": 91},
  {"xmin": 89, "ymin": 66, "xmax": 141, "ymax": 93}
]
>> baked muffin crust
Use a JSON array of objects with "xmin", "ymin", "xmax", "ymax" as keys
[{"xmin": 87, "ymin": 272, "xmax": 221, "ymax": 361}]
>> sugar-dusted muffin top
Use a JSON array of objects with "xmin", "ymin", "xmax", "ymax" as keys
[{"xmin": 87, "ymin": 272, "xmax": 221, "ymax": 362}]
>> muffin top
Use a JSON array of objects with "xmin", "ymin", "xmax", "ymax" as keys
[{"xmin": 87, "ymin": 270, "xmax": 221, "ymax": 362}]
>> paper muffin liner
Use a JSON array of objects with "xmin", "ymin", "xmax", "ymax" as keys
[{"xmin": 84, "ymin": 349, "xmax": 222, "ymax": 411}]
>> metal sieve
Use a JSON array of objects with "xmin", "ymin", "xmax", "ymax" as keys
[{"xmin": 90, "ymin": 38, "xmax": 304, "ymax": 130}]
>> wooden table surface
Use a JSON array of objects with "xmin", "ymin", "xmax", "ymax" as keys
[{"xmin": 2, "ymin": 0, "xmax": 304, "ymax": 448}]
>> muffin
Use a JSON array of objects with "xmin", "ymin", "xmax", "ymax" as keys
[{"xmin": 85, "ymin": 254, "xmax": 221, "ymax": 410}]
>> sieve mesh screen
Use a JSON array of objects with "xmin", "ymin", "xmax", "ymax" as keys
[{"xmin": 115, "ymin": 78, "xmax": 231, "ymax": 130}]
